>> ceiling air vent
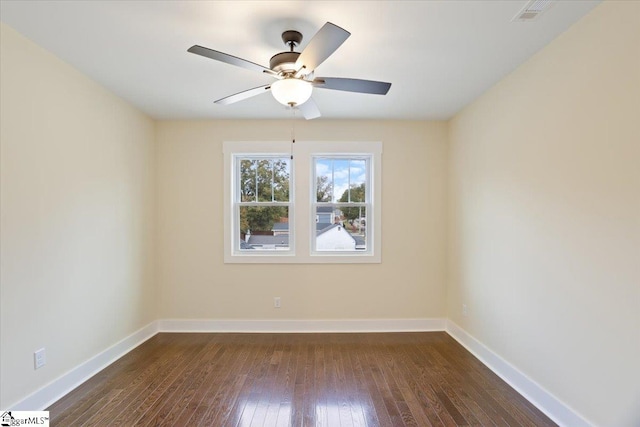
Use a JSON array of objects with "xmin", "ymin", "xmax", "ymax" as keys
[{"xmin": 512, "ymin": 0, "xmax": 554, "ymax": 22}]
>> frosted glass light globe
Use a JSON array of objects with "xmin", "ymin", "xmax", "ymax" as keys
[{"xmin": 271, "ymin": 78, "xmax": 312, "ymax": 106}]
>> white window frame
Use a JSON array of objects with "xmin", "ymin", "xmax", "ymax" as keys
[
  {"xmin": 224, "ymin": 142, "xmax": 295, "ymax": 262},
  {"xmin": 224, "ymin": 140, "xmax": 381, "ymax": 263},
  {"xmin": 311, "ymin": 154, "xmax": 373, "ymax": 256}
]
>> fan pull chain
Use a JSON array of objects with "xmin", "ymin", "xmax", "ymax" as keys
[{"xmin": 290, "ymin": 107, "xmax": 296, "ymax": 160}]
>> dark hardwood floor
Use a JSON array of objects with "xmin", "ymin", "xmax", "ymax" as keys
[{"xmin": 47, "ymin": 332, "xmax": 556, "ymax": 426}]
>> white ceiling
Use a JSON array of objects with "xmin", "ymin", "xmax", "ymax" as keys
[{"xmin": 0, "ymin": 0, "xmax": 600, "ymax": 121}]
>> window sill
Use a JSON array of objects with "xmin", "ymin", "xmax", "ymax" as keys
[{"xmin": 224, "ymin": 253, "xmax": 381, "ymax": 264}]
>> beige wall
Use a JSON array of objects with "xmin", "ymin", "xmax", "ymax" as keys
[
  {"xmin": 156, "ymin": 120, "xmax": 448, "ymax": 320},
  {"xmin": 447, "ymin": 2, "xmax": 640, "ymax": 426},
  {"xmin": 0, "ymin": 24, "xmax": 157, "ymax": 408}
]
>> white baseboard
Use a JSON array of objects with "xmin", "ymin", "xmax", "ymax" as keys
[
  {"xmin": 8, "ymin": 321, "xmax": 159, "ymax": 411},
  {"xmin": 158, "ymin": 318, "xmax": 446, "ymax": 333},
  {"xmin": 445, "ymin": 320, "xmax": 592, "ymax": 427}
]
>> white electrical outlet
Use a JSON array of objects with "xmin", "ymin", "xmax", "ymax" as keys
[
  {"xmin": 462, "ymin": 304, "xmax": 468, "ymax": 317},
  {"xmin": 274, "ymin": 297, "xmax": 281, "ymax": 308},
  {"xmin": 34, "ymin": 348, "xmax": 46, "ymax": 369}
]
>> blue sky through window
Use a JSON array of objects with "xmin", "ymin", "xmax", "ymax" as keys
[{"xmin": 316, "ymin": 158, "xmax": 367, "ymax": 203}]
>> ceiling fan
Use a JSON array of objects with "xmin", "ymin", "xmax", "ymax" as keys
[{"xmin": 187, "ymin": 22, "xmax": 391, "ymax": 120}]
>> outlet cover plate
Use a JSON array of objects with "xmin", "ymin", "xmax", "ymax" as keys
[{"xmin": 34, "ymin": 348, "xmax": 46, "ymax": 369}]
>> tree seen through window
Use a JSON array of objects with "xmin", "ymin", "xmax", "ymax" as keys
[{"xmin": 238, "ymin": 158, "xmax": 290, "ymax": 249}]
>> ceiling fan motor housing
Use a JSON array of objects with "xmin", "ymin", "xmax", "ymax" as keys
[{"xmin": 269, "ymin": 51, "xmax": 301, "ymax": 73}]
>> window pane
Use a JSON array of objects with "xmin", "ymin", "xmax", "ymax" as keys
[
  {"xmin": 315, "ymin": 206, "xmax": 366, "ymax": 251},
  {"xmin": 239, "ymin": 206, "xmax": 289, "ymax": 251},
  {"xmin": 241, "ymin": 158, "xmax": 290, "ymax": 203},
  {"xmin": 349, "ymin": 160, "xmax": 366, "ymax": 202},
  {"xmin": 240, "ymin": 159, "xmax": 256, "ymax": 202},
  {"xmin": 333, "ymin": 159, "xmax": 350, "ymax": 203},
  {"xmin": 315, "ymin": 158, "xmax": 333, "ymax": 202},
  {"xmin": 272, "ymin": 158, "xmax": 290, "ymax": 202},
  {"xmin": 256, "ymin": 159, "xmax": 273, "ymax": 202}
]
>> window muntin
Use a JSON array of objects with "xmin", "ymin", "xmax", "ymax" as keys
[
  {"xmin": 312, "ymin": 156, "xmax": 371, "ymax": 253},
  {"xmin": 235, "ymin": 156, "xmax": 292, "ymax": 253}
]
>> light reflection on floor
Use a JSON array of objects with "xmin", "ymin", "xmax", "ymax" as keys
[{"xmin": 233, "ymin": 392, "xmax": 376, "ymax": 426}]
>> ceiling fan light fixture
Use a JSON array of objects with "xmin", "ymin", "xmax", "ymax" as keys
[{"xmin": 271, "ymin": 78, "xmax": 312, "ymax": 107}]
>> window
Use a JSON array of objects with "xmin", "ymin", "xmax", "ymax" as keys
[
  {"xmin": 236, "ymin": 156, "xmax": 292, "ymax": 252},
  {"xmin": 224, "ymin": 141, "xmax": 381, "ymax": 263},
  {"xmin": 313, "ymin": 156, "xmax": 370, "ymax": 253}
]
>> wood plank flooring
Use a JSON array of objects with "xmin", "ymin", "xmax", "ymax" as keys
[{"xmin": 47, "ymin": 332, "xmax": 557, "ymax": 426}]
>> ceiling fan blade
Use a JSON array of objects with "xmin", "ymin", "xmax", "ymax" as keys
[
  {"xmin": 297, "ymin": 98, "xmax": 321, "ymax": 120},
  {"xmin": 295, "ymin": 22, "xmax": 350, "ymax": 73},
  {"xmin": 215, "ymin": 84, "xmax": 271, "ymax": 105},
  {"xmin": 313, "ymin": 77, "xmax": 391, "ymax": 95},
  {"xmin": 188, "ymin": 45, "xmax": 276, "ymax": 75}
]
